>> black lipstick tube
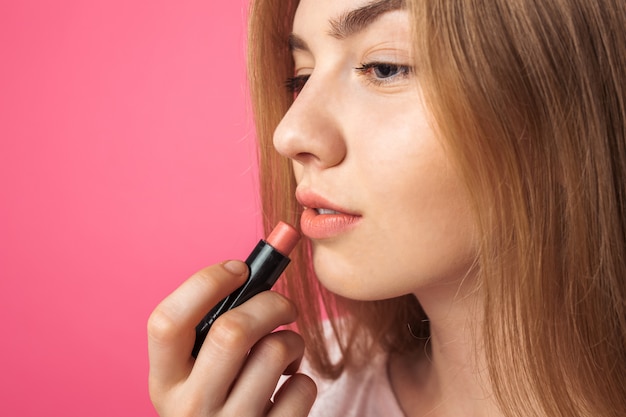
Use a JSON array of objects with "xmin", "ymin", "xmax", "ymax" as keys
[{"xmin": 191, "ymin": 226, "xmax": 297, "ymax": 358}]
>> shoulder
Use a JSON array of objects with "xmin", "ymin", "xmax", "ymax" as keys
[
  {"xmin": 301, "ymin": 350, "xmax": 405, "ymax": 417},
  {"xmin": 287, "ymin": 319, "xmax": 405, "ymax": 417}
]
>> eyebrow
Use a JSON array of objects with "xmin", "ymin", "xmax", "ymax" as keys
[
  {"xmin": 289, "ymin": 0, "xmax": 406, "ymax": 51},
  {"xmin": 329, "ymin": 0, "xmax": 405, "ymax": 39}
]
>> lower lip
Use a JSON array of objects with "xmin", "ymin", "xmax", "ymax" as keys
[{"xmin": 300, "ymin": 207, "xmax": 361, "ymax": 239}]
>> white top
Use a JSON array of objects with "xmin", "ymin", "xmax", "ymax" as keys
[{"xmin": 301, "ymin": 352, "xmax": 406, "ymax": 417}]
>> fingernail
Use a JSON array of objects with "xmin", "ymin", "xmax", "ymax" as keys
[{"xmin": 222, "ymin": 260, "xmax": 247, "ymax": 276}]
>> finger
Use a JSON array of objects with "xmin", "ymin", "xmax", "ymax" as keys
[
  {"xmin": 187, "ymin": 291, "xmax": 298, "ymax": 405},
  {"xmin": 269, "ymin": 373, "xmax": 317, "ymax": 417},
  {"xmin": 148, "ymin": 260, "xmax": 248, "ymax": 391},
  {"xmin": 226, "ymin": 330, "xmax": 305, "ymax": 412}
]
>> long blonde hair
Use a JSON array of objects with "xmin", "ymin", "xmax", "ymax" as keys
[{"xmin": 247, "ymin": 1, "xmax": 626, "ymax": 416}]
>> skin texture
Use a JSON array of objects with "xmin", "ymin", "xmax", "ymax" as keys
[{"xmin": 275, "ymin": 0, "xmax": 477, "ymax": 302}]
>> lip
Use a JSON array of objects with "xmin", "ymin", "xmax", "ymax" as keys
[{"xmin": 296, "ymin": 189, "xmax": 362, "ymax": 240}]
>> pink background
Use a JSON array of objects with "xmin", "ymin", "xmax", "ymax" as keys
[{"xmin": 1, "ymin": 1, "xmax": 261, "ymax": 415}]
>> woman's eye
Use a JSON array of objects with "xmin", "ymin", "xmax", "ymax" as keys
[
  {"xmin": 355, "ymin": 62, "xmax": 411, "ymax": 85},
  {"xmin": 285, "ymin": 62, "xmax": 411, "ymax": 95},
  {"xmin": 285, "ymin": 75, "xmax": 310, "ymax": 95}
]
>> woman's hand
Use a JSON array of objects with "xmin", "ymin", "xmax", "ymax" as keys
[{"xmin": 147, "ymin": 260, "xmax": 317, "ymax": 417}]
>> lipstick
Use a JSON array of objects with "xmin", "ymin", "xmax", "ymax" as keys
[
  {"xmin": 300, "ymin": 207, "xmax": 361, "ymax": 240},
  {"xmin": 296, "ymin": 190, "xmax": 361, "ymax": 240},
  {"xmin": 191, "ymin": 221, "xmax": 300, "ymax": 358}
]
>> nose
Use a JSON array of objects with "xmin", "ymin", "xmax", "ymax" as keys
[{"xmin": 273, "ymin": 76, "xmax": 347, "ymax": 169}]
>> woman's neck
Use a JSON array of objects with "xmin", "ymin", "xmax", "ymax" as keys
[{"xmin": 389, "ymin": 277, "xmax": 504, "ymax": 417}]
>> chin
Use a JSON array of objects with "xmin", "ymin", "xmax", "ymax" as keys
[{"xmin": 312, "ymin": 252, "xmax": 410, "ymax": 302}]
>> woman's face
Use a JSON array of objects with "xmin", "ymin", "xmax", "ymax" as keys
[{"xmin": 273, "ymin": 0, "xmax": 477, "ymax": 300}]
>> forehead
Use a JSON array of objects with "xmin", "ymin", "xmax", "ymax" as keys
[{"xmin": 293, "ymin": 0, "xmax": 405, "ymax": 35}]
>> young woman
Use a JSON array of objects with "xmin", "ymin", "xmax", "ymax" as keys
[{"xmin": 148, "ymin": 1, "xmax": 626, "ymax": 416}]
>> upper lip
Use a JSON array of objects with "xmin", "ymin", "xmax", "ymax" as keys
[{"xmin": 295, "ymin": 188, "xmax": 360, "ymax": 216}]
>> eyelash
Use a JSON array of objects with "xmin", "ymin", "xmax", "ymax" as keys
[
  {"xmin": 354, "ymin": 62, "xmax": 412, "ymax": 86},
  {"xmin": 285, "ymin": 62, "xmax": 412, "ymax": 95},
  {"xmin": 285, "ymin": 75, "xmax": 309, "ymax": 95}
]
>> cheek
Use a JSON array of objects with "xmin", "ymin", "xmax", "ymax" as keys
[
  {"xmin": 310, "ymin": 208, "xmax": 478, "ymax": 301},
  {"xmin": 312, "ymin": 222, "xmax": 477, "ymax": 301},
  {"xmin": 309, "ymin": 147, "xmax": 478, "ymax": 300}
]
